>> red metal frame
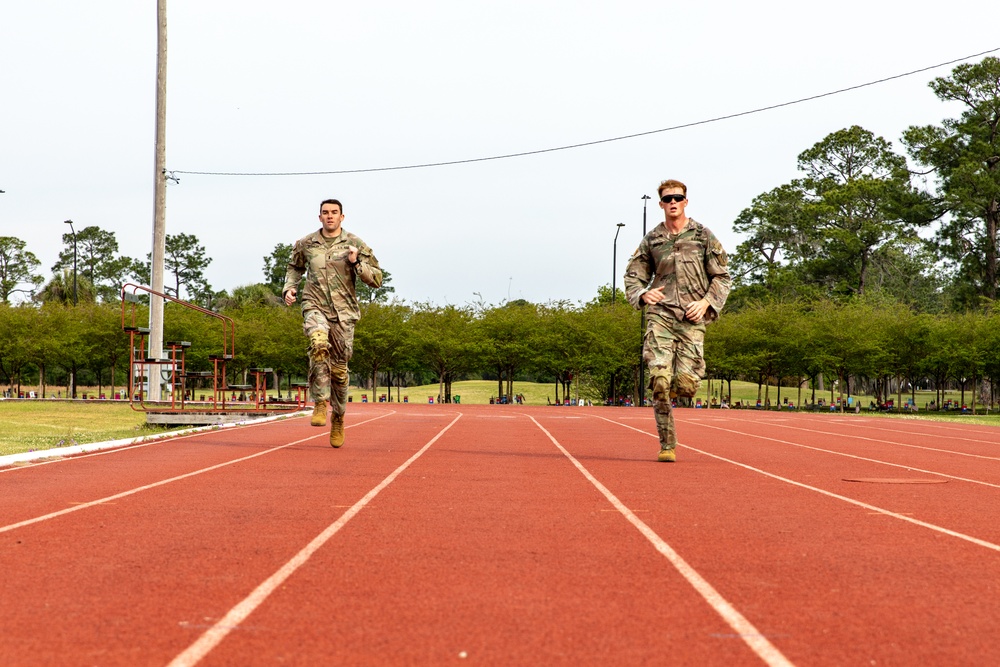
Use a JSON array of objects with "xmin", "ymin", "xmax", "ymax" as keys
[{"xmin": 120, "ymin": 283, "xmax": 304, "ymax": 414}]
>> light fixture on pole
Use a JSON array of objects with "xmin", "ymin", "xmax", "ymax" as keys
[
  {"xmin": 612, "ymin": 223, "xmax": 625, "ymax": 304},
  {"xmin": 641, "ymin": 194, "xmax": 651, "ymax": 235},
  {"xmin": 63, "ymin": 220, "xmax": 78, "ymax": 305},
  {"xmin": 639, "ymin": 195, "xmax": 651, "ymax": 407}
]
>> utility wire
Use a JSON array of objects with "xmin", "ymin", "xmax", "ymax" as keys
[{"xmin": 173, "ymin": 47, "xmax": 1000, "ymax": 177}]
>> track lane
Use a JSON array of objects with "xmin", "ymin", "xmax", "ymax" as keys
[
  {"xmin": 694, "ymin": 412, "xmax": 1000, "ymax": 472},
  {"xmin": 668, "ymin": 414, "xmax": 1000, "ymax": 544},
  {"xmin": 790, "ymin": 412, "xmax": 1000, "ymax": 440},
  {"xmin": 6, "ymin": 404, "xmax": 1000, "ymax": 665},
  {"xmin": 0, "ymin": 412, "xmax": 392, "ymax": 527},
  {"xmin": 169, "ymin": 413, "xmax": 464, "ymax": 667},
  {"xmin": 698, "ymin": 409, "xmax": 1000, "ymax": 453},
  {"xmin": 187, "ymin": 409, "xmax": 767, "ymax": 666},
  {"xmin": 561, "ymin": 410, "xmax": 1000, "ymax": 665},
  {"xmin": 528, "ymin": 415, "xmax": 793, "ymax": 667},
  {"xmin": 0, "ymin": 408, "xmax": 450, "ymax": 666}
]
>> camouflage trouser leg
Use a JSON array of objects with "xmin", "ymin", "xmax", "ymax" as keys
[
  {"xmin": 303, "ymin": 310, "xmax": 355, "ymax": 417},
  {"xmin": 643, "ymin": 312, "xmax": 706, "ymax": 451}
]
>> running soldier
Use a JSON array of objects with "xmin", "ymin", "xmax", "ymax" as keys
[
  {"xmin": 624, "ymin": 180, "xmax": 730, "ymax": 462},
  {"xmin": 283, "ymin": 199, "xmax": 383, "ymax": 447}
]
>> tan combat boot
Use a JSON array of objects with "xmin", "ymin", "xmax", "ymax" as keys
[
  {"xmin": 330, "ymin": 413, "xmax": 345, "ymax": 448},
  {"xmin": 310, "ymin": 399, "xmax": 328, "ymax": 427},
  {"xmin": 657, "ymin": 448, "xmax": 676, "ymax": 463}
]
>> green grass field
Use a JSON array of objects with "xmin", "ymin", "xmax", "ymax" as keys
[
  {"xmin": 0, "ymin": 401, "xmax": 180, "ymax": 457},
  {"xmin": 3, "ymin": 379, "xmax": 996, "ymax": 458}
]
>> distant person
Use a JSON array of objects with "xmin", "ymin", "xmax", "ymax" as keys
[
  {"xmin": 283, "ymin": 199, "xmax": 383, "ymax": 447},
  {"xmin": 624, "ymin": 179, "xmax": 730, "ymax": 462}
]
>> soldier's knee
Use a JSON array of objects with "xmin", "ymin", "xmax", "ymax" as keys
[
  {"xmin": 309, "ymin": 330, "xmax": 331, "ymax": 363},
  {"xmin": 671, "ymin": 372, "xmax": 700, "ymax": 398},
  {"xmin": 650, "ymin": 371, "xmax": 671, "ymax": 403},
  {"xmin": 330, "ymin": 362, "xmax": 349, "ymax": 385}
]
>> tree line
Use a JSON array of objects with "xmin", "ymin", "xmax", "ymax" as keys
[
  {"xmin": 0, "ymin": 289, "xmax": 639, "ymax": 404},
  {"xmin": 708, "ymin": 296, "xmax": 1000, "ymax": 411},
  {"xmin": 2, "ymin": 58, "xmax": 1000, "ymax": 406},
  {"xmin": 3, "ymin": 292, "xmax": 1000, "ymax": 411}
]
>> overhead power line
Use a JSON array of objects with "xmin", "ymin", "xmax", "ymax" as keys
[{"xmin": 173, "ymin": 47, "xmax": 1000, "ymax": 178}]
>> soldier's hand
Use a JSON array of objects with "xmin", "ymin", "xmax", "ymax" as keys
[
  {"xmin": 685, "ymin": 298, "xmax": 711, "ymax": 322},
  {"xmin": 641, "ymin": 287, "xmax": 665, "ymax": 305},
  {"xmin": 284, "ymin": 288, "xmax": 297, "ymax": 306},
  {"xmin": 347, "ymin": 246, "xmax": 359, "ymax": 263}
]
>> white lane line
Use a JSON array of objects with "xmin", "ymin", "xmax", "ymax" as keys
[
  {"xmin": 755, "ymin": 421, "xmax": 1000, "ymax": 461},
  {"xmin": 167, "ymin": 413, "xmax": 463, "ymax": 667},
  {"xmin": 813, "ymin": 419, "xmax": 1000, "ymax": 447},
  {"xmin": 596, "ymin": 416, "xmax": 1000, "ymax": 554},
  {"xmin": 610, "ymin": 414, "xmax": 1000, "ymax": 489},
  {"xmin": 842, "ymin": 417, "xmax": 1000, "ymax": 438},
  {"xmin": 757, "ymin": 411, "xmax": 1000, "ymax": 440},
  {"xmin": 528, "ymin": 416, "xmax": 795, "ymax": 667},
  {"xmin": 688, "ymin": 422, "xmax": 1000, "ymax": 489},
  {"xmin": 0, "ymin": 410, "xmax": 312, "ymax": 473},
  {"xmin": 0, "ymin": 412, "xmax": 396, "ymax": 535}
]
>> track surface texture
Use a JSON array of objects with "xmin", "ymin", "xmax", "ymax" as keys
[{"xmin": 2, "ymin": 404, "xmax": 999, "ymax": 666}]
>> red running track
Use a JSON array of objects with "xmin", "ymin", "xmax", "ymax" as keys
[{"xmin": 2, "ymin": 404, "xmax": 1000, "ymax": 665}]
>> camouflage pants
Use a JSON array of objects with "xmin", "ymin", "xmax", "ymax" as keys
[
  {"xmin": 643, "ymin": 311, "xmax": 706, "ymax": 451},
  {"xmin": 303, "ymin": 309, "xmax": 355, "ymax": 417}
]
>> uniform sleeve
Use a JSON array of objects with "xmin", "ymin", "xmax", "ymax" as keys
[
  {"xmin": 703, "ymin": 232, "xmax": 731, "ymax": 318},
  {"xmin": 282, "ymin": 239, "xmax": 307, "ymax": 298},
  {"xmin": 355, "ymin": 245, "xmax": 383, "ymax": 289},
  {"xmin": 623, "ymin": 239, "xmax": 653, "ymax": 310}
]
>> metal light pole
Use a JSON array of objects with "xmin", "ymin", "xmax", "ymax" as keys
[
  {"xmin": 611, "ymin": 222, "xmax": 625, "ymax": 407},
  {"xmin": 63, "ymin": 220, "xmax": 77, "ymax": 305},
  {"xmin": 638, "ymin": 194, "xmax": 651, "ymax": 407},
  {"xmin": 147, "ymin": 0, "xmax": 169, "ymax": 402},
  {"xmin": 63, "ymin": 219, "xmax": 78, "ymax": 399},
  {"xmin": 612, "ymin": 223, "xmax": 625, "ymax": 304}
]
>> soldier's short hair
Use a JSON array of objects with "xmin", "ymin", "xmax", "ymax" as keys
[
  {"xmin": 320, "ymin": 198, "xmax": 344, "ymax": 214},
  {"xmin": 657, "ymin": 180, "xmax": 687, "ymax": 198}
]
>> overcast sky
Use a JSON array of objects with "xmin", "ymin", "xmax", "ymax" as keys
[{"xmin": 2, "ymin": 1, "xmax": 998, "ymax": 307}]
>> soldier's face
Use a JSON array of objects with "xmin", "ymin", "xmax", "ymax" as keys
[
  {"xmin": 319, "ymin": 204, "xmax": 344, "ymax": 237},
  {"xmin": 659, "ymin": 188, "xmax": 687, "ymax": 220}
]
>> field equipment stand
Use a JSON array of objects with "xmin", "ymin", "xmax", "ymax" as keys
[{"xmin": 121, "ymin": 283, "xmax": 307, "ymax": 425}]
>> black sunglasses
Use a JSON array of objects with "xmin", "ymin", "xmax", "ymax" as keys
[{"xmin": 661, "ymin": 194, "xmax": 686, "ymax": 203}]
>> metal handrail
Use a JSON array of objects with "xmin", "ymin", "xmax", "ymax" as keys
[
  {"xmin": 118, "ymin": 283, "xmax": 301, "ymax": 414},
  {"xmin": 120, "ymin": 283, "xmax": 235, "ymax": 359}
]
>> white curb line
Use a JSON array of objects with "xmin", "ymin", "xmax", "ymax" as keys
[{"xmin": 0, "ymin": 410, "xmax": 310, "ymax": 468}]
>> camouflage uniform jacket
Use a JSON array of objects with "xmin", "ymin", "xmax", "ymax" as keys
[
  {"xmin": 282, "ymin": 229, "xmax": 383, "ymax": 324},
  {"xmin": 624, "ymin": 218, "xmax": 730, "ymax": 322}
]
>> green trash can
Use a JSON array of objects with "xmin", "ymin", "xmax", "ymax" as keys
[{"xmin": 454, "ymin": 395, "xmax": 461, "ymax": 404}]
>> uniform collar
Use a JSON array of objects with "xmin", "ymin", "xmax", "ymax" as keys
[
  {"xmin": 652, "ymin": 218, "xmax": 695, "ymax": 239},
  {"xmin": 311, "ymin": 228, "xmax": 345, "ymax": 243}
]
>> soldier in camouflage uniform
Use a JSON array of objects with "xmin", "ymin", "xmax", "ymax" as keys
[
  {"xmin": 624, "ymin": 180, "xmax": 730, "ymax": 462},
  {"xmin": 283, "ymin": 199, "xmax": 383, "ymax": 447}
]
